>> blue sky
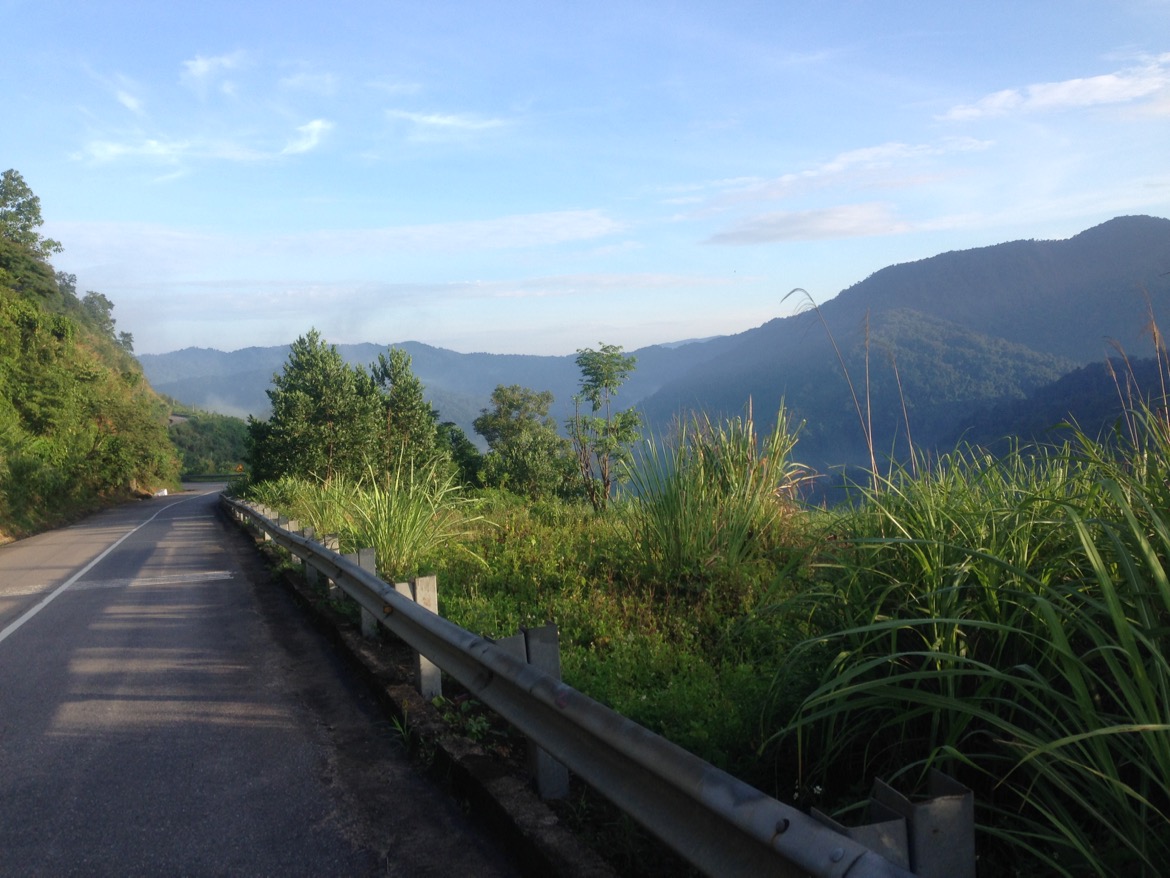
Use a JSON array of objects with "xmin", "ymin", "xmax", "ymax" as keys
[{"xmin": 4, "ymin": 1, "xmax": 1169, "ymax": 355}]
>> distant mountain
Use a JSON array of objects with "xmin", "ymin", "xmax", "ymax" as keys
[
  {"xmin": 140, "ymin": 215, "xmax": 1170, "ymax": 468},
  {"xmin": 139, "ymin": 337, "xmax": 742, "ymax": 445},
  {"xmin": 638, "ymin": 215, "xmax": 1170, "ymax": 469}
]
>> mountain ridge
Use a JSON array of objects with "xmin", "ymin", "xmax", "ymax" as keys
[{"xmin": 139, "ymin": 215, "xmax": 1170, "ymax": 466}]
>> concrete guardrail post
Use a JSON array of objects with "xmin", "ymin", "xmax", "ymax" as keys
[
  {"xmin": 341, "ymin": 548, "xmax": 378, "ymax": 638},
  {"xmin": 495, "ymin": 623, "xmax": 570, "ymax": 800},
  {"xmin": 301, "ymin": 527, "xmax": 318, "ymax": 584},
  {"xmin": 393, "ymin": 576, "xmax": 442, "ymax": 700}
]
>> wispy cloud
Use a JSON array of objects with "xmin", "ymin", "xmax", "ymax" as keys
[
  {"xmin": 367, "ymin": 77, "xmax": 423, "ymax": 96},
  {"xmin": 281, "ymin": 119, "xmax": 333, "ymax": 155},
  {"xmin": 180, "ymin": 50, "xmax": 248, "ymax": 97},
  {"xmin": 75, "ymin": 135, "xmax": 270, "ymax": 165},
  {"xmin": 669, "ymin": 138, "xmax": 990, "ymax": 218},
  {"xmin": 705, "ymin": 203, "xmax": 909, "ymax": 244},
  {"xmin": 116, "ymin": 90, "xmax": 144, "ymax": 114},
  {"xmin": 51, "ymin": 211, "xmax": 623, "ymax": 271},
  {"xmin": 302, "ymin": 209, "xmax": 621, "ymax": 252},
  {"xmin": 386, "ymin": 109, "xmax": 508, "ymax": 139},
  {"xmin": 942, "ymin": 54, "xmax": 1170, "ymax": 120}
]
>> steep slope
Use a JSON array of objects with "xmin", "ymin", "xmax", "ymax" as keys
[
  {"xmin": 639, "ymin": 215, "xmax": 1170, "ymax": 469},
  {"xmin": 0, "ymin": 241, "xmax": 180, "ymax": 538}
]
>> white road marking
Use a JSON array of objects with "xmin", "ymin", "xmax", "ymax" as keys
[{"xmin": 0, "ymin": 496, "xmax": 200, "ymax": 647}]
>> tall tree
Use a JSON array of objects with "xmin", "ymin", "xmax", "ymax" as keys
[
  {"xmin": 248, "ymin": 330, "xmax": 382, "ymax": 483},
  {"xmin": 474, "ymin": 384, "xmax": 574, "ymax": 499},
  {"xmin": 0, "ymin": 169, "xmax": 62, "ymax": 261},
  {"xmin": 372, "ymin": 347, "xmax": 439, "ymax": 470},
  {"xmin": 567, "ymin": 344, "xmax": 640, "ymax": 511}
]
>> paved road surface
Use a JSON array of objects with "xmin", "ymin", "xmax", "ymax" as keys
[{"xmin": 0, "ymin": 486, "xmax": 521, "ymax": 877}]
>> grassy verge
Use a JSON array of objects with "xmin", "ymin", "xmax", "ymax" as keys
[{"xmin": 238, "ymin": 403, "xmax": 1170, "ymax": 874}]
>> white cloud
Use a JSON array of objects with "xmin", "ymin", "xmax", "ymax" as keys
[
  {"xmin": 300, "ymin": 209, "xmax": 622, "ymax": 252},
  {"xmin": 366, "ymin": 77, "xmax": 422, "ymax": 95},
  {"xmin": 78, "ymin": 137, "xmax": 191, "ymax": 163},
  {"xmin": 281, "ymin": 119, "xmax": 333, "ymax": 155},
  {"xmin": 75, "ymin": 135, "xmax": 270, "ymax": 165},
  {"xmin": 670, "ymin": 138, "xmax": 991, "ymax": 219},
  {"xmin": 116, "ymin": 90, "xmax": 144, "ymax": 114},
  {"xmin": 943, "ymin": 55, "xmax": 1170, "ymax": 120},
  {"xmin": 181, "ymin": 51, "xmax": 248, "ymax": 97},
  {"xmin": 705, "ymin": 203, "xmax": 909, "ymax": 244},
  {"xmin": 386, "ymin": 109, "xmax": 508, "ymax": 138}
]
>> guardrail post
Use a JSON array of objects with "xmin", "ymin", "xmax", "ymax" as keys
[
  {"xmin": 813, "ymin": 770, "xmax": 974, "ymax": 878},
  {"xmin": 872, "ymin": 771, "xmax": 974, "ymax": 878},
  {"xmin": 393, "ymin": 576, "xmax": 442, "ymax": 700},
  {"xmin": 496, "ymin": 623, "xmax": 570, "ymax": 800},
  {"xmin": 350, "ymin": 547, "xmax": 378, "ymax": 639},
  {"xmin": 257, "ymin": 505, "xmax": 272, "ymax": 541},
  {"xmin": 301, "ymin": 527, "xmax": 318, "ymax": 584},
  {"xmin": 283, "ymin": 520, "xmax": 301, "ymax": 565},
  {"xmin": 319, "ymin": 535, "xmax": 340, "ymax": 596}
]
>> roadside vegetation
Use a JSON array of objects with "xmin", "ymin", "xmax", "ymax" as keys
[
  {"xmin": 238, "ymin": 319, "xmax": 1170, "ymax": 876},
  {"xmin": 0, "ymin": 170, "xmax": 179, "ymax": 540},
  {"xmin": 166, "ymin": 402, "xmax": 249, "ymax": 479}
]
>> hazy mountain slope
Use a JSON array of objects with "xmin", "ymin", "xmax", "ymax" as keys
[
  {"xmin": 140, "ymin": 215, "xmax": 1170, "ymax": 468},
  {"xmin": 139, "ymin": 336, "xmax": 736, "ymax": 442},
  {"xmin": 638, "ymin": 215, "xmax": 1170, "ymax": 468}
]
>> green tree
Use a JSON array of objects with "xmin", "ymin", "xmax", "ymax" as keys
[
  {"xmin": 372, "ymin": 347, "xmax": 439, "ymax": 470},
  {"xmin": 474, "ymin": 384, "xmax": 575, "ymax": 499},
  {"xmin": 436, "ymin": 420, "xmax": 483, "ymax": 487},
  {"xmin": 248, "ymin": 330, "xmax": 382, "ymax": 483},
  {"xmin": 0, "ymin": 169, "xmax": 62, "ymax": 261},
  {"xmin": 567, "ymin": 344, "xmax": 641, "ymax": 511}
]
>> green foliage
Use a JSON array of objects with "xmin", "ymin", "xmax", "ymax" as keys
[
  {"xmin": 373, "ymin": 346, "xmax": 439, "ymax": 469},
  {"xmin": 568, "ymin": 343, "xmax": 641, "ymax": 511},
  {"xmin": 246, "ymin": 463, "xmax": 479, "ymax": 582},
  {"xmin": 0, "ymin": 282, "xmax": 179, "ymax": 537},
  {"xmin": 247, "ymin": 329, "xmax": 383, "ymax": 483},
  {"xmin": 475, "ymin": 384, "xmax": 576, "ymax": 500},
  {"xmin": 167, "ymin": 407, "xmax": 248, "ymax": 477},
  {"xmin": 436, "ymin": 420, "xmax": 483, "ymax": 488},
  {"xmin": 770, "ymin": 418, "xmax": 1170, "ymax": 874},
  {"xmin": 0, "ymin": 169, "xmax": 62, "ymax": 261},
  {"xmin": 625, "ymin": 405, "xmax": 809, "ymax": 586}
]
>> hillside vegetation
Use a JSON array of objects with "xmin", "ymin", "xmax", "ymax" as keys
[
  {"xmin": 241, "ymin": 305, "xmax": 1170, "ymax": 874},
  {"xmin": 0, "ymin": 170, "xmax": 179, "ymax": 540}
]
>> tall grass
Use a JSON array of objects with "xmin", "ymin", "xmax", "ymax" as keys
[
  {"xmin": 770, "ymin": 419, "xmax": 1170, "ymax": 875},
  {"xmin": 244, "ymin": 456, "xmax": 481, "ymax": 581},
  {"xmin": 623, "ymin": 405, "xmax": 809, "ymax": 586}
]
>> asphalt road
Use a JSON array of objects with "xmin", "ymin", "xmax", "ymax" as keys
[{"xmin": 0, "ymin": 486, "xmax": 521, "ymax": 877}]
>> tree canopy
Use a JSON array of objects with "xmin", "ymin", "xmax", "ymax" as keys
[
  {"xmin": 0, "ymin": 172, "xmax": 179, "ymax": 537},
  {"xmin": 567, "ymin": 344, "xmax": 641, "ymax": 511},
  {"xmin": 0, "ymin": 169, "xmax": 62, "ymax": 261},
  {"xmin": 475, "ymin": 384, "xmax": 575, "ymax": 500}
]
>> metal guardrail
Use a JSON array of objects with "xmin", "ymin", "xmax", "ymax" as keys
[{"xmin": 223, "ymin": 494, "xmax": 966, "ymax": 878}]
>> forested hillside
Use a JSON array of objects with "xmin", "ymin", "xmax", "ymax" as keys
[
  {"xmin": 0, "ymin": 170, "xmax": 179, "ymax": 540},
  {"xmin": 639, "ymin": 214, "xmax": 1170, "ymax": 472}
]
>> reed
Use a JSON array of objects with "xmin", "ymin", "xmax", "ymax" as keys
[
  {"xmin": 769, "ymin": 421, "xmax": 1170, "ymax": 874},
  {"xmin": 623, "ymin": 404, "xmax": 808, "ymax": 585}
]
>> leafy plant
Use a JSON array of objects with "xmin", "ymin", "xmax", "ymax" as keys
[
  {"xmin": 770, "ymin": 422, "xmax": 1170, "ymax": 875},
  {"xmin": 624, "ymin": 403, "xmax": 809, "ymax": 585}
]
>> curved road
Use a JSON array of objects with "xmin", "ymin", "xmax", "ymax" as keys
[{"xmin": 0, "ymin": 486, "xmax": 520, "ymax": 877}]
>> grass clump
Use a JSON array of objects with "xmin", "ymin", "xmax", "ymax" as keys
[{"xmin": 770, "ymin": 416, "xmax": 1170, "ymax": 876}]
